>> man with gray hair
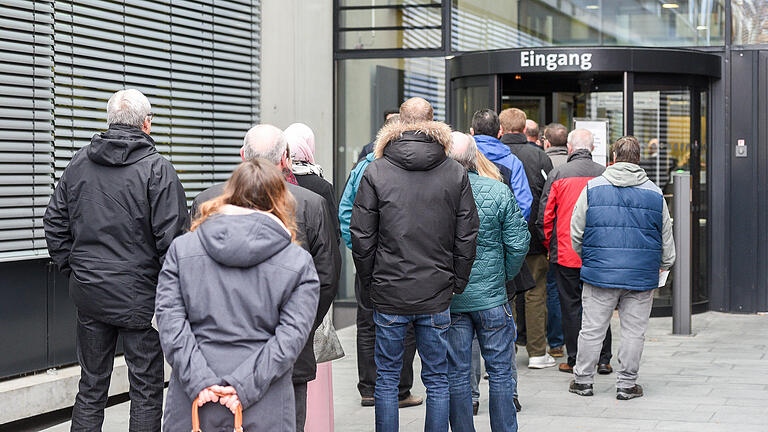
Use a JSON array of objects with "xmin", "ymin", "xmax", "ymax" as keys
[
  {"xmin": 190, "ymin": 124, "xmax": 340, "ymax": 432},
  {"xmin": 569, "ymin": 135, "xmax": 675, "ymax": 400},
  {"xmin": 446, "ymin": 132, "xmax": 528, "ymax": 432},
  {"xmin": 537, "ymin": 129, "xmax": 613, "ymax": 376},
  {"xmin": 44, "ymin": 89, "xmax": 188, "ymax": 430}
]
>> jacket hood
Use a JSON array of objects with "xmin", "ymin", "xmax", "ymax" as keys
[
  {"xmin": 87, "ymin": 124, "xmax": 157, "ymax": 166},
  {"xmin": 197, "ymin": 212, "xmax": 291, "ymax": 267},
  {"xmin": 500, "ymin": 133, "xmax": 528, "ymax": 145},
  {"xmin": 602, "ymin": 162, "xmax": 649, "ymax": 187},
  {"xmin": 375, "ymin": 120, "xmax": 452, "ymax": 171},
  {"xmin": 474, "ymin": 135, "xmax": 512, "ymax": 162},
  {"xmin": 546, "ymin": 146, "xmax": 568, "ymax": 156},
  {"xmin": 567, "ymin": 148, "xmax": 593, "ymax": 162}
]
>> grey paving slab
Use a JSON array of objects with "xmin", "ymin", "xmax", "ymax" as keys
[{"xmin": 38, "ymin": 311, "xmax": 768, "ymax": 432}]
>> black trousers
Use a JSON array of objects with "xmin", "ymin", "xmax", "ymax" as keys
[
  {"xmin": 554, "ymin": 265, "xmax": 613, "ymax": 367},
  {"xmin": 355, "ymin": 276, "xmax": 416, "ymax": 400},
  {"xmin": 72, "ymin": 311, "xmax": 164, "ymax": 432},
  {"xmin": 294, "ymin": 382, "xmax": 308, "ymax": 432}
]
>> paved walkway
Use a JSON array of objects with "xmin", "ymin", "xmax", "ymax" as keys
[{"xmin": 42, "ymin": 312, "xmax": 768, "ymax": 431}]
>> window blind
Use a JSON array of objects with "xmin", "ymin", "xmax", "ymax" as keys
[{"xmin": 0, "ymin": 0, "xmax": 55, "ymax": 260}]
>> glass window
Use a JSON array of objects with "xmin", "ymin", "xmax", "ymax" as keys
[
  {"xmin": 452, "ymin": 0, "xmax": 725, "ymax": 51},
  {"xmin": 335, "ymin": 57, "xmax": 446, "ymax": 300},
  {"xmin": 338, "ymin": 1, "xmax": 442, "ymax": 50},
  {"xmin": 732, "ymin": 1, "xmax": 768, "ymax": 44}
]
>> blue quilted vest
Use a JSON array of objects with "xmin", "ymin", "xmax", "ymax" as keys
[{"xmin": 580, "ymin": 176, "xmax": 664, "ymax": 291}]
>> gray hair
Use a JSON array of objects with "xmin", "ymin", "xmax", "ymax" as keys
[
  {"xmin": 242, "ymin": 124, "xmax": 287, "ymax": 165},
  {"xmin": 568, "ymin": 129, "xmax": 594, "ymax": 151},
  {"xmin": 106, "ymin": 89, "xmax": 151, "ymax": 128},
  {"xmin": 449, "ymin": 131, "xmax": 478, "ymax": 172}
]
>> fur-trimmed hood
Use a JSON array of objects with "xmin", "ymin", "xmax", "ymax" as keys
[{"xmin": 373, "ymin": 120, "xmax": 453, "ymax": 171}]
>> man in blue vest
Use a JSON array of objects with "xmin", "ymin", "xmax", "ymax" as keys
[{"xmin": 568, "ymin": 136, "xmax": 676, "ymax": 400}]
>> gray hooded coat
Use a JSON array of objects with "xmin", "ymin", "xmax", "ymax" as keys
[{"xmin": 156, "ymin": 211, "xmax": 319, "ymax": 432}]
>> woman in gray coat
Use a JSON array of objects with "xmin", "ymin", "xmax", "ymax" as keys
[{"xmin": 156, "ymin": 159, "xmax": 320, "ymax": 431}]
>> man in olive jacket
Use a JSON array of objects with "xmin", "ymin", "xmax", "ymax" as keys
[
  {"xmin": 350, "ymin": 98, "xmax": 479, "ymax": 432},
  {"xmin": 44, "ymin": 89, "xmax": 188, "ymax": 431}
]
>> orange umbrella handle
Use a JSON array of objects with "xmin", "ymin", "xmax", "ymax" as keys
[{"xmin": 191, "ymin": 391, "xmax": 243, "ymax": 432}]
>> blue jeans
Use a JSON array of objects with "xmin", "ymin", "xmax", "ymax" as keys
[
  {"xmin": 447, "ymin": 303, "xmax": 518, "ymax": 432},
  {"xmin": 546, "ymin": 264, "xmax": 565, "ymax": 348},
  {"xmin": 374, "ymin": 308, "xmax": 451, "ymax": 432}
]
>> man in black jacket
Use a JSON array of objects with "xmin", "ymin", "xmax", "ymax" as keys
[
  {"xmin": 44, "ymin": 89, "xmax": 188, "ymax": 431},
  {"xmin": 499, "ymin": 108, "xmax": 557, "ymax": 370},
  {"xmin": 351, "ymin": 98, "xmax": 479, "ymax": 432},
  {"xmin": 190, "ymin": 124, "xmax": 341, "ymax": 432}
]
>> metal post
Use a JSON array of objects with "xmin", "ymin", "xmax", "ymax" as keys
[{"xmin": 673, "ymin": 172, "xmax": 692, "ymax": 335}]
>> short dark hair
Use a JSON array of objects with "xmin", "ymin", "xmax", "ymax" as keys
[
  {"xmin": 544, "ymin": 123, "xmax": 568, "ymax": 147},
  {"xmin": 383, "ymin": 109, "xmax": 399, "ymax": 122},
  {"xmin": 471, "ymin": 109, "xmax": 500, "ymax": 137},
  {"xmin": 613, "ymin": 136, "xmax": 641, "ymax": 164}
]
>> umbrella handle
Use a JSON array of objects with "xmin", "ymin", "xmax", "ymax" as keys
[{"xmin": 191, "ymin": 390, "xmax": 243, "ymax": 432}]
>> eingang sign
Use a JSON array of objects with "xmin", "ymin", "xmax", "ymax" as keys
[{"xmin": 521, "ymin": 50, "xmax": 593, "ymax": 71}]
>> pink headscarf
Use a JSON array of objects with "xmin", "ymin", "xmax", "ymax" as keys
[{"xmin": 284, "ymin": 123, "xmax": 316, "ymax": 164}]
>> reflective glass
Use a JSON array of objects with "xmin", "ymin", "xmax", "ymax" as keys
[
  {"xmin": 335, "ymin": 57, "xmax": 446, "ymax": 299},
  {"xmin": 339, "ymin": 2, "xmax": 442, "ymax": 49},
  {"xmin": 732, "ymin": 0, "xmax": 768, "ymax": 44},
  {"xmin": 452, "ymin": 0, "xmax": 725, "ymax": 51}
]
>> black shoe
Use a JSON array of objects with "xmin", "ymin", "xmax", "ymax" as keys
[
  {"xmin": 598, "ymin": 363, "xmax": 613, "ymax": 375},
  {"xmin": 617, "ymin": 384, "xmax": 644, "ymax": 400},
  {"xmin": 472, "ymin": 401, "xmax": 479, "ymax": 416},
  {"xmin": 513, "ymin": 398, "xmax": 521, "ymax": 412},
  {"xmin": 361, "ymin": 396, "xmax": 374, "ymax": 407},
  {"xmin": 569, "ymin": 380, "xmax": 594, "ymax": 396}
]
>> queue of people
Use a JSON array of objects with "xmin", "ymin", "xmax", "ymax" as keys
[{"xmin": 42, "ymin": 88, "xmax": 674, "ymax": 432}]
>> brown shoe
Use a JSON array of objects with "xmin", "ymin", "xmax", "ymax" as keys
[
  {"xmin": 598, "ymin": 363, "xmax": 613, "ymax": 375},
  {"xmin": 559, "ymin": 363, "xmax": 574, "ymax": 373},
  {"xmin": 361, "ymin": 396, "xmax": 374, "ymax": 407},
  {"xmin": 398, "ymin": 394, "xmax": 424, "ymax": 408},
  {"xmin": 549, "ymin": 346, "xmax": 565, "ymax": 358}
]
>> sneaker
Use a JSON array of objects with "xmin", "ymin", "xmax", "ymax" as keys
[
  {"xmin": 398, "ymin": 394, "xmax": 423, "ymax": 408},
  {"xmin": 513, "ymin": 398, "xmax": 521, "ymax": 412},
  {"xmin": 361, "ymin": 396, "xmax": 374, "ymax": 407},
  {"xmin": 597, "ymin": 363, "xmax": 613, "ymax": 375},
  {"xmin": 617, "ymin": 385, "xmax": 644, "ymax": 400},
  {"xmin": 528, "ymin": 353, "xmax": 556, "ymax": 369},
  {"xmin": 569, "ymin": 380, "xmax": 594, "ymax": 397},
  {"xmin": 549, "ymin": 346, "xmax": 565, "ymax": 357},
  {"xmin": 472, "ymin": 401, "xmax": 479, "ymax": 416}
]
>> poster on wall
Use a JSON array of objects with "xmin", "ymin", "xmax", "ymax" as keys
[{"xmin": 573, "ymin": 118, "xmax": 609, "ymax": 166}]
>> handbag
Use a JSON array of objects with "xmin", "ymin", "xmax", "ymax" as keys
[
  {"xmin": 313, "ymin": 306, "xmax": 345, "ymax": 363},
  {"xmin": 192, "ymin": 390, "xmax": 243, "ymax": 432}
]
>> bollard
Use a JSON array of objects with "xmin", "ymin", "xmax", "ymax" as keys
[{"xmin": 672, "ymin": 172, "xmax": 691, "ymax": 335}]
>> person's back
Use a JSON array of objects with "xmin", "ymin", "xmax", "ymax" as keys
[{"xmin": 544, "ymin": 123, "xmax": 570, "ymax": 169}]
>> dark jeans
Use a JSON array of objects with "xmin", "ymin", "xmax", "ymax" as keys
[
  {"xmin": 72, "ymin": 311, "xmax": 163, "ymax": 432},
  {"xmin": 374, "ymin": 308, "xmax": 451, "ymax": 432},
  {"xmin": 546, "ymin": 264, "xmax": 564, "ymax": 348},
  {"xmin": 554, "ymin": 265, "xmax": 612, "ymax": 367},
  {"xmin": 294, "ymin": 382, "xmax": 307, "ymax": 432},
  {"xmin": 448, "ymin": 303, "xmax": 518, "ymax": 432},
  {"xmin": 355, "ymin": 277, "xmax": 416, "ymax": 400}
]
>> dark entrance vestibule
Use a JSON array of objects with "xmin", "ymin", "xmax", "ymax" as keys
[{"xmin": 449, "ymin": 47, "xmax": 720, "ymax": 315}]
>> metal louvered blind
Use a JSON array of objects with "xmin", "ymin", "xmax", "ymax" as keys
[
  {"xmin": 0, "ymin": 1, "xmax": 55, "ymax": 261},
  {"xmin": 54, "ymin": 0, "xmax": 261, "ymax": 202}
]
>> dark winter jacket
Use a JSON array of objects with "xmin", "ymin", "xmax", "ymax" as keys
[
  {"xmin": 191, "ymin": 182, "xmax": 340, "ymax": 383},
  {"xmin": 350, "ymin": 120, "xmax": 479, "ymax": 315},
  {"xmin": 537, "ymin": 149, "xmax": 604, "ymax": 268},
  {"xmin": 501, "ymin": 133, "xmax": 554, "ymax": 255},
  {"xmin": 294, "ymin": 168, "xmax": 340, "ymax": 238},
  {"xmin": 156, "ymin": 210, "xmax": 319, "ymax": 432},
  {"xmin": 451, "ymin": 172, "xmax": 529, "ymax": 313},
  {"xmin": 545, "ymin": 146, "xmax": 569, "ymax": 169},
  {"xmin": 44, "ymin": 124, "xmax": 188, "ymax": 329}
]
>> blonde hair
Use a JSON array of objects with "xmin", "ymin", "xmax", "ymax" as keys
[
  {"xmin": 499, "ymin": 108, "xmax": 527, "ymax": 134},
  {"xmin": 476, "ymin": 150, "xmax": 503, "ymax": 182},
  {"xmin": 191, "ymin": 159, "xmax": 298, "ymax": 243}
]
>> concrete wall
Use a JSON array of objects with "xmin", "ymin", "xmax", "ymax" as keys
[{"xmin": 260, "ymin": 0, "xmax": 335, "ymax": 177}]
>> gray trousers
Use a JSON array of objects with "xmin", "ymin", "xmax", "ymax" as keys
[{"xmin": 574, "ymin": 284, "xmax": 654, "ymax": 388}]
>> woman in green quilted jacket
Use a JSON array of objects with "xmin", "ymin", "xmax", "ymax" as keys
[{"xmin": 446, "ymin": 132, "xmax": 530, "ymax": 432}]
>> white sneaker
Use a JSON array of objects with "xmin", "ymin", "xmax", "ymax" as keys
[{"xmin": 528, "ymin": 353, "xmax": 556, "ymax": 369}]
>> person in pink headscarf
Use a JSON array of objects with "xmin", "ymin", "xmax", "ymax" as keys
[{"xmin": 284, "ymin": 123, "xmax": 338, "ymax": 236}]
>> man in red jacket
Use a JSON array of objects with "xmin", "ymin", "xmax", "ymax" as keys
[{"xmin": 536, "ymin": 129, "xmax": 613, "ymax": 375}]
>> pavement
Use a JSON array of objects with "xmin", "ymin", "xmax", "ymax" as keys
[{"xmin": 39, "ymin": 311, "xmax": 768, "ymax": 431}]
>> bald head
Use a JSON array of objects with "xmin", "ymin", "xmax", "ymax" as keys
[
  {"xmin": 567, "ymin": 129, "xmax": 594, "ymax": 153},
  {"xmin": 525, "ymin": 120, "xmax": 539, "ymax": 142},
  {"xmin": 449, "ymin": 131, "xmax": 477, "ymax": 172},
  {"xmin": 400, "ymin": 97, "xmax": 433, "ymax": 123},
  {"xmin": 242, "ymin": 124, "xmax": 288, "ymax": 167}
]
